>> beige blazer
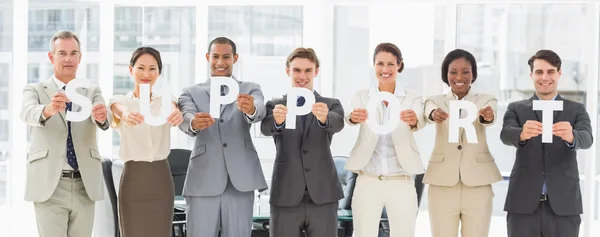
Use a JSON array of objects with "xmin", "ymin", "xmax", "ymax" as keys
[
  {"xmin": 20, "ymin": 77, "xmax": 111, "ymax": 202},
  {"xmin": 344, "ymin": 87, "xmax": 425, "ymax": 175},
  {"xmin": 422, "ymin": 90, "xmax": 502, "ymax": 187}
]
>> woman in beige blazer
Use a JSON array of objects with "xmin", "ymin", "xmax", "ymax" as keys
[
  {"xmin": 108, "ymin": 47, "xmax": 183, "ymax": 237},
  {"xmin": 345, "ymin": 42, "xmax": 425, "ymax": 237},
  {"xmin": 423, "ymin": 49, "xmax": 502, "ymax": 237}
]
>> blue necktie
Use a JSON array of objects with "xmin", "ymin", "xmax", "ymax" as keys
[
  {"xmin": 297, "ymin": 97, "xmax": 306, "ymax": 124},
  {"xmin": 64, "ymin": 87, "xmax": 79, "ymax": 170}
]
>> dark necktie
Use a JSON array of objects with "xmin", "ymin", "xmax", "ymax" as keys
[
  {"xmin": 220, "ymin": 85, "xmax": 226, "ymax": 96},
  {"xmin": 63, "ymin": 86, "xmax": 79, "ymax": 170},
  {"xmin": 297, "ymin": 97, "xmax": 306, "ymax": 124}
]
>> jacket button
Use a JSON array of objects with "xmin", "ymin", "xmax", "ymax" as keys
[
  {"xmin": 303, "ymin": 150, "xmax": 308, "ymax": 154},
  {"xmin": 457, "ymin": 145, "xmax": 462, "ymax": 150},
  {"xmin": 304, "ymin": 168, "xmax": 310, "ymax": 172},
  {"xmin": 223, "ymin": 143, "xmax": 227, "ymax": 148},
  {"xmin": 220, "ymin": 119, "xmax": 224, "ymax": 123}
]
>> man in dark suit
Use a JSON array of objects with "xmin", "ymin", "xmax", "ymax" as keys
[
  {"xmin": 500, "ymin": 49, "xmax": 593, "ymax": 237},
  {"xmin": 261, "ymin": 47, "xmax": 345, "ymax": 237}
]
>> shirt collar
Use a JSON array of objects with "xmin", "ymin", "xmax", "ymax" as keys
[
  {"xmin": 535, "ymin": 93, "xmax": 559, "ymax": 101},
  {"xmin": 52, "ymin": 75, "xmax": 67, "ymax": 91},
  {"xmin": 127, "ymin": 90, "xmax": 161, "ymax": 101},
  {"xmin": 368, "ymin": 82, "xmax": 405, "ymax": 97}
]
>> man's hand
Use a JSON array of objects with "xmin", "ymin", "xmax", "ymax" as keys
[
  {"xmin": 122, "ymin": 110, "xmax": 145, "ymax": 127},
  {"xmin": 43, "ymin": 92, "xmax": 70, "ymax": 118},
  {"xmin": 349, "ymin": 108, "xmax": 368, "ymax": 124},
  {"xmin": 312, "ymin": 102, "xmax": 329, "ymax": 124},
  {"xmin": 191, "ymin": 112, "xmax": 215, "ymax": 131},
  {"xmin": 273, "ymin": 104, "xmax": 288, "ymax": 126},
  {"xmin": 237, "ymin": 94, "xmax": 256, "ymax": 115},
  {"xmin": 519, "ymin": 120, "xmax": 543, "ymax": 141},
  {"xmin": 479, "ymin": 106, "xmax": 494, "ymax": 122},
  {"xmin": 552, "ymin": 121, "xmax": 574, "ymax": 144},
  {"xmin": 400, "ymin": 110, "xmax": 418, "ymax": 127},
  {"xmin": 167, "ymin": 108, "xmax": 184, "ymax": 126},
  {"xmin": 431, "ymin": 108, "xmax": 449, "ymax": 123},
  {"xmin": 91, "ymin": 104, "xmax": 107, "ymax": 124}
]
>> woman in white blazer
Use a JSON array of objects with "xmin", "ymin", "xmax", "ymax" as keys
[{"xmin": 345, "ymin": 42, "xmax": 425, "ymax": 237}]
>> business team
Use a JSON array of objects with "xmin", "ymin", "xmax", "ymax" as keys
[{"xmin": 20, "ymin": 30, "xmax": 593, "ymax": 237}]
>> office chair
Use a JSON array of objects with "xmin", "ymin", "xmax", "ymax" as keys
[
  {"xmin": 167, "ymin": 149, "xmax": 192, "ymax": 237},
  {"xmin": 100, "ymin": 156, "xmax": 120, "ymax": 237}
]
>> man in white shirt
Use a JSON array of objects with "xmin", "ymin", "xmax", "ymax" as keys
[
  {"xmin": 178, "ymin": 37, "xmax": 268, "ymax": 237},
  {"xmin": 20, "ymin": 30, "xmax": 110, "ymax": 237}
]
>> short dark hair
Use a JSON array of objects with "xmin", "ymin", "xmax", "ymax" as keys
[
  {"xmin": 441, "ymin": 49, "xmax": 478, "ymax": 86},
  {"xmin": 373, "ymin": 43, "xmax": 404, "ymax": 73},
  {"xmin": 208, "ymin": 37, "xmax": 237, "ymax": 55},
  {"xmin": 286, "ymin": 47, "xmax": 320, "ymax": 69},
  {"xmin": 129, "ymin": 46, "xmax": 163, "ymax": 74},
  {"xmin": 528, "ymin": 49, "xmax": 561, "ymax": 72}
]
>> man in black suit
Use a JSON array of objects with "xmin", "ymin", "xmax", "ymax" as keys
[
  {"xmin": 261, "ymin": 47, "xmax": 344, "ymax": 237},
  {"xmin": 500, "ymin": 49, "xmax": 593, "ymax": 237}
]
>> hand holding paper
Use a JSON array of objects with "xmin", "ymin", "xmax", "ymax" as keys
[
  {"xmin": 91, "ymin": 104, "xmax": 108, "ymax": 123},
  {"xmin": 44, "ymin": 92, "xmax": 70, "ymax": 118},
  {"xmin": 552, "ymin": 122, "xmax": 574, "ymax": 143},
  {"xmin": 191, "ymin": 112, "xmax": 215, "ymax": 131},
  {"xmin": 519, "ymin": 120, "xmax": 543, "ymax": 141},
  {"xmin": 312, "ymin": 102, "xmax": 329, "ymax": 124},
  {"xmin": 122, "ymin": 110, "xmax": 145, "ymax": 126},
  {"xmin": 237, "ymin": 94, "xmax": 256, "ymax": 115},
  {"xmin": 273, "ymin": 104, "xmax": 288, "ymax": 126},
  {"xmin": 478, "ymin": 106, "xmax": 494, "ymax": 122},
  {"xmin": 400, "ymin": 110, "xmax": 417, "ymax": 127},
  {"xmin": 431, "ymin": 108, "xmax": 449, "ymax": 123},
  {"xmin": 349, "ymin": 108, "xmax": 368, "ymax": 124},
  {"xmin": 167, "ymin": 108, "xmax": 183, "ymax": 126}
]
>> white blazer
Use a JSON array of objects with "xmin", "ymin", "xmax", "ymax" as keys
[{"xmin": 344, "ymin": 86, "xmax": 425, "ymax": 175}]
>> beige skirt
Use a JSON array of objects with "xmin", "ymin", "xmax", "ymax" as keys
[{"xmin": 118, "ymin": 159, "xmax": 175, "ymax": 237}]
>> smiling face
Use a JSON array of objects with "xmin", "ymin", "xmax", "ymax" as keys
[
  {"xmin": 374, "ymin": 51, "xmax": 401, "ymax": 85},
  {"xmin": 129, "ymin": 53, "xmax": 160, "ymax": 87},
  {"xmin": 206, "ymin": 43, "xmax": 238, "ymax": 77},
  {"xmin": 447, "ymin": 57, "xmax": 473, "ymax": 96},
  {"xmin": 48, "ymin": 37, "xmax": 81, "ymax": 81},
  {"xmin": 531, "ymin": 58, "xmax": 560, "ymax": 98},
  {"xmin": 286, "ymin": 57, "xmax": 319, "ymax": 90}
]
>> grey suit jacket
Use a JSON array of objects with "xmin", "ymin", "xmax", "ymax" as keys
[
  {"xmin": 178, "ymin": 79, "xmax": 268, "ymax": 197},
  {"xmin": 261, "ymin": 92, "xmax": 345, "ymax": 207},
  {"xmin": 500, "ymin": 94, "xmax": 593, "ymax": 216},
  {"xmin": 20, "ymin": 77, "xmax": 110, "ymax": 202}
]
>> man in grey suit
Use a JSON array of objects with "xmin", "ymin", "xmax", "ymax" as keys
[
  {"xmin": 261, "ymin": 48, "xmax": 344, "ymax": 237},
  {"xmin": 20, "ymin": 30, "xmax": 110, "ymax": 237},
  {"xmin": 178, "ymin": 37, "xmax": 268, "ymax": 237},
  {"xmin": 500, "ymin": 49, "xmax": 593, "ymax": 237}
]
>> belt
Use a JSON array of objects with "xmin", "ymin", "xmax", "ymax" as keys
[
  {"xmin": 359, "ymin": 171, "xmax": 412, "ymax": 181},
  {"xmin": 62, "ymin": 170, "xmax": 81, "ymax": 179},
  {"xmin": 540, "ymin": 194, "xmax": 548, "ymax": 202}
]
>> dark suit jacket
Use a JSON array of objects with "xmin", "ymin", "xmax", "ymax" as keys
[
  {"xmin": 500, "ymin": 94, "xmax": 593, "ymax": 216},
  {"xmin": 261, "ymin": 91, "xmax": 345, "ymax": 207}
]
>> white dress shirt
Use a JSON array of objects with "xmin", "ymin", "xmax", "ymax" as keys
[
  {"xmin": 109, "ymin": 92, "xmax": 175, "ymax": 162},
  {"xmin": 362, "ymin": 83, "xmax": 408, "ymax": 175}
]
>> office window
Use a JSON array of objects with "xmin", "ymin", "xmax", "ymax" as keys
[
  {"xmin": 28, "ymin": 5, "xmax": 100, "ymax": 51},
  {"xmin": 0, "ymin": 91, "xmax": 7, "ymax": 110},
  {"xmin": 0, "ymin": 64, "xmax": 7, "ymax": 87},
  {"xmin": 208, "ymin": 6, "xmax": 303, "ymax": 57},
  {"xmin": 0, "ymin": 120, "xmax": 7, "ymax": 141}
]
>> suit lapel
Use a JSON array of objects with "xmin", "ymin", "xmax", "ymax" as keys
[
  {"xmin": 460, "ymin": 92, "xmax": 478, "ymax": 141},
  {"xmin": 553, "ymin": 94, "xmax": 564, "ymax": 122},
  {"xmin": 529, "ymin": 94, "xmax": 543, "ymax": 122},
  {"xmin": 42, "ymin": 78, "xmax": 67, "ymax": 128}
]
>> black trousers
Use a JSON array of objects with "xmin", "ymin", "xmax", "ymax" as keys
[
  {"xmin": 270, "ymin": 191, "xmax": 338, "ymax": 237},
  {"xmin": 507, "ymin": 197, "xmax": 581, "ymax": 237}
]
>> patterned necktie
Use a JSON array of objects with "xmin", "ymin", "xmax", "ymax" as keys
[
  {"xmin": 297, "ymin": 97, "xmax": 306, "ymax": 124},
  {"xmin": 63, "ymin": 86, "xmax": 79, "ymax": 170},
  {"xmin": 220, "ymin": 85, "xmax": 226, "ymax": 96}
]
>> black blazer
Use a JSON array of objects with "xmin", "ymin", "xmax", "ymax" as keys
[
  {"xmin": 261, "ymin": 91, "xmax": 345, "ymax": 207},
  {"xmin": 500, "ymin": 94, "xmax": 593, "ymax": 216}
]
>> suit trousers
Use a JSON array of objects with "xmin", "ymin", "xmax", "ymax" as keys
[
  {"xmin": 351, "ymin": 174, "xmax": 418, "ymax": 237},
  {"xmin": 185, "ymin": 178, "xmax": 255, "ymax": 237},
  {"xmin": 507, "ymin": 198, "xmax": 581, "ymax": 237},
  {"xmin": 427, "ymin": 182, "xmax": 494, "ymax": 237},
  {"xmin": 33, "ymin": 176, "xmax": 95, "ymax": 237},
  {"xmin": 270, "ymin": 190, "xmax": 338, "ymax": 237}
]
